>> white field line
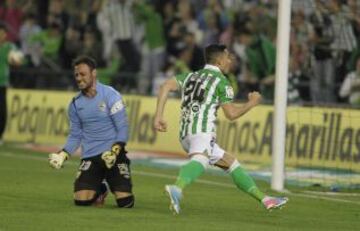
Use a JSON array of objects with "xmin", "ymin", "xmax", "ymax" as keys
[{"xmin": 1, "ymin": 152, "xmax": 360, "ymax": 206}]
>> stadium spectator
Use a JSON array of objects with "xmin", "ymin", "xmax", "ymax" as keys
[
  {"xmin": 177, "ymin": 0, "xmax": 202, "ymax": 44},
  {"xmin": 246, "ymin": 3, "xmax": 277, "ymax": 42},
  {"xmin": 348, "ymin": 0, "xmax": 360, "ymax": 41},
  {"xmin": 0, "ymin": 0, "xmax": 32, "ymax": 42},
  {"xmin": 19, "ymin": 13, "xmax": 42, "ymax": 65},
  {"xmin": 308, "ymin": 0, "xmax": 335, "ymax": 103},
  {"xmin": 339, "ymin": 56, "xmax": 360, "ymax": 106},
  {"xmin": 347, "ymin": 46, "xmax": 360, "ymax": 72},
  {"xmin": 48, "ymin": 0, "xmax": 69, "ymax": 31},
  {"xmin": 289, "ymin": 19, "xmax": 311, "ymax": 103},
  {"xmin": 29, "ymin": 21, "xmax": 63, "ymax": 64},
  {"xmin": 0, "ymin": 23, "xmax": 23, "ymax": 145},
  {"xmin": 327, "ymin": 0, "xmax": 357, "ymax": 101},
  {"xmin": 154, "ymin": 44, "xmax": 288, "ymax": 214},
  {"xmin": 173, "ymin": 46, "xmax": 192, "ymax": 74},
  {"xmin": 165, "ymin": 17, "xmax": 187, "ymax": 58},
  {"xmin": 99, "ymin": 0, "xmax": 141, "ymax": 88},
  {"xmin": 197, "ymin": 0, "xmax": 229, "ymax": 46},
  {"xmin": 197, "ymin": 0, "xmax": 229, "ymax": 32},
  {"xmin": 327, "ymin": 0, "xmax": 357, "ymax": 65},
  {"xmin": 48, "ymin": 55, "xmax": 134, "ymax": 208},
  {"xmin": 97, "ymin": 50, "xmax": 121, "ymax": 86},
  {"xmin": 96, "ymin": 0, "xmax": 114, "ymax": 62},
  {"xmin": 199, "ymin": 10, "xmax": 221, "ymax": 47},
  {"xmin": 60, "ymin": 24, "xmax": 82, "ymax": 68},
  {"xmin": 236, "ymin": 27, "xmax": 276, "ymax": 101},
  {"xmin": 288, "ymin": 55, "xmax": 303, "ymax": 105},
  {"xmin": 133, "ymin": 0, "xmax": 166, "ymax": 94},
  {"xmin": 183, "ymin": 31, "xmax": 204, "ymax": 71},
  {"xmin": 81, "ymin": 27, "xmax": 104, "ymax": 66},
  {"xmin": 160, "ymin": 1, "xmax": 176, "ymax": 44}
]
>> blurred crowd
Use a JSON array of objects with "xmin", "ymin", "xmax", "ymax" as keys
[{"xmin": 1, "ymin": 0, "xmax": 360, "ymax": 106}]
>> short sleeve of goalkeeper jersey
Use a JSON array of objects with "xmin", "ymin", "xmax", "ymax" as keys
[
  {"xmin": 175, "ymin": 73, "xmax": 189, "ymax": 88},
  {"xmin": 217, "ymin": 80, "xmax": 234, "ymax": 104}
]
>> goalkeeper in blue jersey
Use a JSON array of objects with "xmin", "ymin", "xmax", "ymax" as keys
[{"xmin": 48, "ymin": 56, "xmax": 134, "ymax": 208}]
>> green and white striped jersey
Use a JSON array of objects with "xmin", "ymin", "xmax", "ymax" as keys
[{"xmin": 175, "ymin": 64, "xmax": 234, "ymax": 139}]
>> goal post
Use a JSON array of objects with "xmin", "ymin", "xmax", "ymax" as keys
[{"xmin": 271, "ymin": 0, "xmax": 292, "ymax": 191}]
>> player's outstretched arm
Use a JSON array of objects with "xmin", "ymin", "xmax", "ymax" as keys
[
  {"xmin": 154, "ymin": 77, "xmax": 178, "ymax": 132},
  {"xmin": 221, "ymin": 91, "xmax": 262, "ymax": 121}
]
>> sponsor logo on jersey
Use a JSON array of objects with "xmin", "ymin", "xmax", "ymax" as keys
[
  {"xmin": 111, "ymin": 100, "xmax": 124, "ymax": 115},
  {"xmin": 225, "ymin": 86, "xmax": 234, "ymax": 98},
  {"xmin": 191, "ymin": 102, "xmax": 200, "ymax": 113},
  {"xmin": 99, "ymin": 101, "xmax": 107, "ymax": 112}
]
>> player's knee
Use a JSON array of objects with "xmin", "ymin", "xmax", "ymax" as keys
[
  {"xmin": 227, "ymin": 160, "xmax": 240, "ymax": 173},
  {"xmin": 190, "ymin": 154, "xmax": 209, "ymax": 169},
  {"xmin": 116, "ymin": 195, "xmax": 135, "ymax": 208},
  {"xmin": 74, "ymin": 199, "xmax": 96, "ymax": 206}
]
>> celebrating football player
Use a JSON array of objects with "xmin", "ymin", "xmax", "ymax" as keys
[
  {"xmin": 48, "ymin": 55, "xmax": 134, "ymax": 208},
  {"xmin": 154, "ymin": 44, "xmax": 288, "ymax": 214}
]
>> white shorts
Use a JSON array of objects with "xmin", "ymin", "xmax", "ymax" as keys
[{"xmin": 180, "ymin": 133, "xmax": 225, "ymax": 165}]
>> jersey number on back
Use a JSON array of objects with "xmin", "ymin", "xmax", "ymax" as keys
[{"xmin": 183, "ymin": 74, "xmax": 206, "ymax": 107}]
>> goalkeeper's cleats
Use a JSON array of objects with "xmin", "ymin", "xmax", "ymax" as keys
[
  {"xmin": 262, "ymin": 196, "xmax": 289, "ymax": 210},
  {"xmin": 94, "ymin": 181, "xmax": 109, "ymax": 207},
  {"xmin": 165, "ymin": 185, "xmax": 182, "ymax": 215}
]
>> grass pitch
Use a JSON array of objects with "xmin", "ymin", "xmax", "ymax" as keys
[{"xmin": 0, "ymin": 144, "xmax": 359, "ymax": 231}]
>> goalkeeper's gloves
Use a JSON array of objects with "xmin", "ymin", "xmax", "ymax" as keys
[
  {"xmin": 48, "ymin": 150, "xmax": 69, "ymax": 169},
  {"xmin": 101, "ymin": 142, "xmax": 126, "ymax": 169}
]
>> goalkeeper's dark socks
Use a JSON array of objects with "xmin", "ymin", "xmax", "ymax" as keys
[
  {"xmin": 175, "ymin": 160, "xmax": 205, "ymax": 189},
  {"xmin": 230, "ymin": 166, "xmax": 265, "ymax": 201}
]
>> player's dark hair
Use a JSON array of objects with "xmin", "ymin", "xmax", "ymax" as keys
[
  {"xmin": 204, "ymin": 44, "xmax": 227, "ymax": 64},
  {"xmin": 72, "ymin": 55, "xmax": 97, "ymax": 70}
]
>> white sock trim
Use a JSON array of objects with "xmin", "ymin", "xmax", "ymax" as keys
[
  {"xmin": 190, "ymin": 154, "xmax": 209, "ymax": 169},
  {"xmin": 227, "ymin": 160, "xmax": 241, "ymax": 173}
]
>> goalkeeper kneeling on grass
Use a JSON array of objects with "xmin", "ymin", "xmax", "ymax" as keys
[{"xmin": 48, "ymin": 55, "xmax": 134, "ymax": 208}]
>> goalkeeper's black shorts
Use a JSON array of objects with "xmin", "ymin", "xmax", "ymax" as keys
[{"xmin": 74, "ymin": 152, "xmax": 132, "ymax": 193}]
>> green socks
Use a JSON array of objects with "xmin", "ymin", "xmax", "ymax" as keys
[
  {"xmin": 175, "ymin": 160, "xmax": 205, "ymax": 189},
  {"xmin": 230, "ymin": 166, "xmax": 265, "ymax": 201},
  {"xmin": 174, "ymin": 160, "xmax": 265, "ymax": 202}
]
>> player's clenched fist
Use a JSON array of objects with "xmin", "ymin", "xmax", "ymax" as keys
[
  {"xmin": 153, "ymin": 117, "xmax": 167, "ymax": 132},
  {"xmin": 248, "ymin": 91, "xmax": 262, "ymax": 106},
  {"xmin": 49, "ymin": 151, "xmax": 69, "ymax": 169}
]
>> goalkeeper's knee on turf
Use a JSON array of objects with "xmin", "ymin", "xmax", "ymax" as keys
[
  {"xmin": 74, "ymin": 197, "xmax": 97, "ymax": 206},
  {"xmin": 116, "ymin": 195, "xmax": 134, "ymax": 208},
  {"xmin": 74, "ymin": 192, "xmax": 101, "ymax": 206}
]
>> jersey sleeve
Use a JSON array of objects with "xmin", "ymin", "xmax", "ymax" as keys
[
  {"xmin": 63, "ymin": 100, "xmax": 82, "ymax": 154},
  {"xmin": 217, "ymin": 79, "xmax": 234, "ymax": 104},
  {"xmin": 174, "ymin": 73, "xmax": 189, "ymax": 88},
  {"xmin": 107, "ymin": 87, "xmax": 129, "ymax": 143}
]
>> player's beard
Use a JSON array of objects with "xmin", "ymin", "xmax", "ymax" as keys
[{"xmin": 78, "ymin": 76, "xmax": 95, "ymax": 92}]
